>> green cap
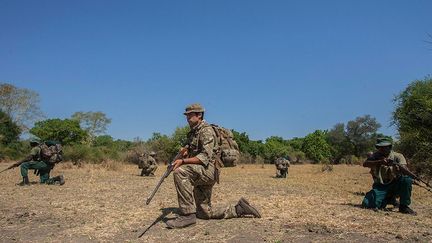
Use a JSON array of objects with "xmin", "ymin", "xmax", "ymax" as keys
[
  {"xmin": 375, "ymin": 137, "xmax": 393, "ymax": 147},
  {"xmin": 184, "ymin": 103, "xmax": 205, "ymax": 115}
]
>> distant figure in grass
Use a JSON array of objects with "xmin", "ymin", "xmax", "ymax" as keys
[
  {"xmin": 138, "ymin": 151, "xmax": 158, "ymax": 177},
  {"xmin": 16, "ymin": 140, "xmax": 65, "ymax": 186},
  {"xmin": 274, "ymin": 157, "xmax": 290, "ymax": 178},
  {"xmin": 165, "ymin": 103, "xmax": 261, "ymax": 229},
  {"xmin": 362, "ymin": 137, "xmax": 416, "ymax": 215}
]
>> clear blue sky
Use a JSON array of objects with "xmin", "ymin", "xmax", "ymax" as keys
[{"xmin": 1, "ymin": 0, "xmax": 431, "ymax": 141}]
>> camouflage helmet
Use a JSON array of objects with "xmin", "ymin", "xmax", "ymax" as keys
[
  {"xmin": 184, "ymin": 103, "xmax": 205, "ymax": 115},
  {"xmin": 375, "ymin": 137, "xmax": 393, "ymax": 147},
  {"xmin": 149, "ymin": 151, "xmax": 156, "ymax": 156}
]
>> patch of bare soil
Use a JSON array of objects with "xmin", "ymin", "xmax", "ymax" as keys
[{"xmin": 0, "ymin": 163, "xmax": 431, "ymax": 242}]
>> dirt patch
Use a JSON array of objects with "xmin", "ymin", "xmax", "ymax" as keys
[{"xmin": 0, "ymin": 163, "xmax": 431, "ymax": 242}]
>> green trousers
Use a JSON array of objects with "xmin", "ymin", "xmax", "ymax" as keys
[
  {"xmin": 362, "ymin": 175, "xmax": 412, "ymax": 209},
  {"xmin": 20, "ymin": 161, "xmax": 56, "ymax": 184}
]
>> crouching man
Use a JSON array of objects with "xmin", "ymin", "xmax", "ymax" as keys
[
  {"xmin": 165, "ymin": 103, "xmax": 261, "ymax": 229},
  {"xmin": 362, "ymin": 137, "xmax": 416, "ymax": 215}
]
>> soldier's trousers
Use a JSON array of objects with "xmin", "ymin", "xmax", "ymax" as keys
[
  {"xmin": 362, "ymin": 175, "xmax": 413, "ymax": 209},
  {"xmin": 276, "ymin": 169, "xmax": 288, "ymax": 178},
  {"xmin": 141, "ymin": 165, "xmax": 157, "ymax": 176},
  {"xmin": 173, "ymin": 163, "xmax": 237, "ymax": 219},
  {"xmin": 20, "ymin": 161, "xmax": 56, "ymax": 184}
]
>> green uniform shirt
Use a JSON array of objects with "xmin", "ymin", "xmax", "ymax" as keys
[
  {"xmin": 368, "ymin": 150, "xmax": 407, "ymax": 184},
  {"xmin": 30, "ymin": 146, "xmax": 41, "ymax": 161}
]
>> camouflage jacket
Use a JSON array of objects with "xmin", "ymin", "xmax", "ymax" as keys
[
  {"xmin": 367, "ymin": 150, "xmax": 407, "ymax": 184},
  {"xmin": 275, "ymin": 158, "xmax": 290, "ymax": 170},
  {"xmin": 185, "ymin": 120, "xmax": 219, "ymax": 167},
  {"xmin": 139, "ymin": 155, "xmax": 157, "ymax": 168}
]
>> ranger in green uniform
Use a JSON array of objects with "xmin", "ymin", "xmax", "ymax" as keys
[
  {"xmin": 361, "ymin": 137, "xmax": 416, "ymax": 215},
  {"xmin": 165, "ymin": 103, "xmax": 261, "ymax": 229},
  {"xmin": 17, "ymin": 140, "xmax": 65, "ymax": 186}
]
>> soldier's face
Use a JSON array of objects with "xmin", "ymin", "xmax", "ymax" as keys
[
  {"xmin": 378, "ymin": 146, "xmax": 392, "ymax": 155},
  {"xmin": 186, "ymin": 112, "xmax": 201, "ymax": 127}
]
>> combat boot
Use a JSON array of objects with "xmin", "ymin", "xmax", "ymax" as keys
[
  {"xmin": 57, "ymin": 175, "xmax": 65, "ymax": 185},
  {"xmin": 17, "ymin": 176, "xmax": 30, "ymax": 186},
  {"xmin": 399, "ymin": 205, "xmax": 417, "ymax": 215},
  {"xmin": 235, "ymin": 197, "xmax": 261, "ymax": 218},
  {"xmin": 165, "ymin": 213, "xmax": 197, "ymax": 229},
  {"xmin": 51, "ymin": 175, "xmax": 65, "ymax": 185}
]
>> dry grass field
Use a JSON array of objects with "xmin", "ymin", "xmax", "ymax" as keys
[{"xmin": 1, "ymin": 162, "xmax": 431, "ymax": 242}]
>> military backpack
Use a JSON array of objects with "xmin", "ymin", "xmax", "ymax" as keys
[
  {"xmin": 39, "ymin": 141, "xmax": 63, "ymax": 165},
  {"xmin": 210, "ymin": 124, "xmax": 240, "ymax": 167}
]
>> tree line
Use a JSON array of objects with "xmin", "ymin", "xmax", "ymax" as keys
[{"xmin": 1, "ymin": 77, "xmax": 431, "ymax": 177}]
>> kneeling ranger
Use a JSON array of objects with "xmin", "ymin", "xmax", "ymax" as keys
[
  {"xmin": 362, "ymin": 137, "xmax": 416, "ymax": 215},
  {"xmin": 17, "ymin": 140, "xmax": 65, "ymax": 186}
]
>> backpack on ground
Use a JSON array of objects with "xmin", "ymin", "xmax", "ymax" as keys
[
  {"xmin": 39, "ymin": 141, "xmax": 63, "ymax": 164},
  {"xmin": 210, "ymin": 124, "xmax": 240, "ymax": 167}
]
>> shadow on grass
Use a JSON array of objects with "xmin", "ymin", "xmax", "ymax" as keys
[
  {"xmin": 138, "ymin": 207, "xmax": 179, "ymax": 238},
  {"xmin": 340, "ymin": 202, "xmax": 364, "ymax": 209}
]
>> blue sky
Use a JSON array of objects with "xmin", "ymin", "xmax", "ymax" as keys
[{"xmin": 1, "ymin": 0, "xmax": 431, "ymax": 141}]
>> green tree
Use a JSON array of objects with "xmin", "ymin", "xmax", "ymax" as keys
[
  {"xmin": 345, "ymin": 115, "xmax": 381, "ymax": 157},
  {"xmin": 71, "ymin": 111, "xmax": 111, "ymax": 139},
  {"xmin": 0, "ymin": 109, "xmax": 21, "ymax": 145},
  {"xmin": 326, "ymin": 123, "xmax": 354, "ymax": 162},
  {"xmin": 30, "ymin": 119, "xmax": 88, "ymax": 145},
  {"xmin": 393, "ymin": 76, "xmax": 432, "ymax": 176},
  {"xmin": 326, "ymin": 116, "xmax": 381, "ymax": 161},
  {"xmin": 302, "ymin": 130, "xmax": 332, "ymax": 163},
  {"xmin": 93, "ymin": 135, "xmax": 114, "ymax": 147},
  {"xmin": 232, "ymin": 130, "xmax": 264, "ymax": 157},
  {"xmin": 262, "ymin": 136, "xmax": 292, "ymax": 162},
  {"xmin": 0, "ymin": 82, "xmax": 44, "ymax": 131}
]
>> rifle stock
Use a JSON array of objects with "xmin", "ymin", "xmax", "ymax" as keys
[{"xmin": 146, "ymin": 146, "xmax": 188, "ymax": 205}]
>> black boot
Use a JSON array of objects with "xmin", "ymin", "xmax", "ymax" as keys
[
  {"xmin": 17, "ymin": 176, "xmax": 30, "ymax": 186},
  {"xmin": 399, "ymin": 205, "xmax": 417, "ymax": 215},
  {"xmin": 235, "ymin": 197, "xmax": 261, "ymax": 218},
  {"xmin": 52, "ymin": 175, "xmax": 65, "ymax": 185},
  {"xmin": 57, "ymin": 175, "xmax": 65, "ymax": 185}
]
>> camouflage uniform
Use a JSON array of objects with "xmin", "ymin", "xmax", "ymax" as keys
[
  {"xmin": 166, "ymin": 103, "xmax": 260, "ymax": 230},
  {"xmin": 275, "ymin": 157, "xmax": 290, "ymax": 178},
  {"xmin": 139, "ymin": 153, "xmax": 158, "ymax": 176},
  {"xmin": 19, "ymin": 143, "xmax": 63, "ymax": 185},
  {"xmin": 174, "ymin": 120, "xmax": 238, "ymax": 219},
  {"xmin": 362, "ymin": 150, "xmax": 412, "ymax": 209}
]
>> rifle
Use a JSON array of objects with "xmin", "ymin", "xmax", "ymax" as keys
[
  {"xmin": 0, "ymin": 161, "xmax": 23, "ymax": 174},
  {"xmin": 365, "ymin": 158, "xmax": 432, "ymax": 193},
  {"xmin": 146, "ymin": 146, "xmax": 188, "ymax": 205},
  {"xmin": 390, "ymin": 160, "xmax": 432, "ymax": 194}
]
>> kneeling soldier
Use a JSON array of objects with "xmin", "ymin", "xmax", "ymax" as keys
[{"xmin": 165, "ymin": 103, "xmax": 261, "ymax": 229}]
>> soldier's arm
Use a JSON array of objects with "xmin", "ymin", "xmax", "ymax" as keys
[
  {"xmin": 193, "ymin": 127, "xmax": 215, "ymax": 166},
  {"xmin": 173, "ymin": 127, "xmax": 214, "ymax": 170},
  {"xmin": 362, "ymin": 158, "xmax": 387, "ymax": 168},
  {"xmin": 19, "ymin": 147, "xmax": 39, "ymax": 163}
]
